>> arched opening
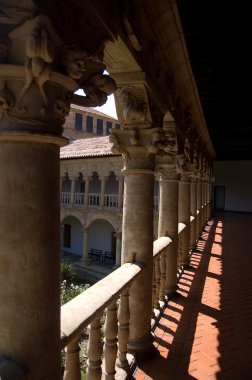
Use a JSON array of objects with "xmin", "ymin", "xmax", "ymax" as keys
[
  {"xmin": 61, "ymin": 216, "xmax": 83, "ymax": 256},
  {"xmin": 88, "ymin": 219, "xmax": 116, "ymax": 263},
  {"xmin": 105, "ymin": 171, "xmax": 118, "ymax": 207}
]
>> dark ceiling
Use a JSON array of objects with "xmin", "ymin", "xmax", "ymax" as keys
[{"xmin": 176, "ymin": 1, "xmax": 252, "ymax": 160}]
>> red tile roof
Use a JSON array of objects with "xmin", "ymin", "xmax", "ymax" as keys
[{"xmin": 60, "ymin": 136, "xmax": 119, "ymax": 159}]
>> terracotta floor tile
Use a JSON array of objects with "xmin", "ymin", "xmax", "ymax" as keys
[{"xmin": 134, "ymin": 213, "xmax": 252, "ymax": 380}]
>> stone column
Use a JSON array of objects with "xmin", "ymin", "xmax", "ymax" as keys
[
  {"xmin": 70, "ymin": 175, "xmax": 77, "ymax": 205},
  {"xmin": 84, "ymin": 176, "xmax": 91, "ymax": 206},
  {"xmin": 178, "ymin": 172, "xmax": 191, "ymax": 267},
  {"xmin": 158, "ymin": 173, "xmax": 179, "ymax": 296},
  {"xmin": 113, "ymin": 232, "xmax": 122, "ymax": 268},
  {"xmin": 100, "ymin": 176, "xmax": 107, "ymax": 207},
  {"xmin": 0, "ymin": 7, "xmax": 117, "ymax": 378},
  {"xmin": 190, "ymin": 177, "xmax": 198, "ymax": 250},
  {"xmin": 196, "ymin": 178, "xmax": 203, "ymax": 239},
  {"xmin": 117, "ymin": 176, "xmax": 124, "ymax": 208},
  {"xmin": 81, "ymin": 227, "xmax": 90, "ymax": 264},
  {"xmin": 109, "ymin": 83, "xmax": 163, "ymax": 360}
]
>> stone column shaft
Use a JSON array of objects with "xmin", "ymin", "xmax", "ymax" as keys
[
  {"xmin": 81, "ymin": 228, "xmax": 90, "ymax": 264},
  {"xmin": 100, "ymin": 176, "xmax": 107, "ymax": 207},
  {"xmin": 117, "ymin": 177, "xmax": 124, "ymax": 208},
  {"xmin": 114, "ymin": 232, "xmax": 122, "ymax": 268},
  {"xmin": 178, "ymin": 179, "xmax": 191, "ymax": 267},
  {"xmin": 190, "ymin": 181, "xmax": 197, "ymax": 250},
  {"xmin": 84, "ymin": 177, "xmax": 90, "ymax": 206},
  {"xmin": 122, "ymin": 170, "xmax": 154, "ymax": 359},
  {"xmin": 196, "ymin": 181, "xmax": 202, "ymax": 239},
  {"xmin": 158, "ymin": 179, "xmax": 179, "ymax": 296},
  {"xmin": 0, "ymin": 141, "xmax": 62, "ymax": 379},
  {"xmin": 70, "ymin": 176, "xmax": 77, "ymax": 204}
]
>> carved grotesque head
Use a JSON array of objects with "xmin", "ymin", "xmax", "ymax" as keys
[{"xmin": 61, "ymin": 45, "xmax": 88, "ymax": 80}]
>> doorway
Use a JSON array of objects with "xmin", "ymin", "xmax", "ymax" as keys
[{"xmin": 214, "ymin": 186, "xmax": 225, "ymax": 210}]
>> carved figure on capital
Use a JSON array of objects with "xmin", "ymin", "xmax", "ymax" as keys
[
  {"xmin": 117, "ymin": 85, "xmax": 151, "ymax": 128},
  {"xmin": 0, "ymin": 6, "xmax": 116, "ymax": 134}
]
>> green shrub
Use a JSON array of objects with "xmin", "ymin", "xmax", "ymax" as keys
[
  {"xmin": 60, "ymin": 282, "xmax": 90, "ymax": 305},
  {"xmin": 61, "ymin": 262, "xmax": 76, "ymax": 284}
]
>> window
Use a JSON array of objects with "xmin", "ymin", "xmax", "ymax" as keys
[
  {"xmin": 115, "ymin": 123, "xmax": 121, "ymax": 129},
  {"xmin": 97, "ymin": 118, "xmax": 103, "ymax": 135},
  {"xmin": 106, "ymin": 121, "xmax": 112, "ymax": 135},
  {"xmin": 86, "ymin": 115, "xmax": 93, "ymax": 133},
  {"xmin": 75, "ymin": 113, "xmax": 82, "ymax": 130}
]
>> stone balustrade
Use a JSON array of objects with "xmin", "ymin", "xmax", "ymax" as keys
[
  {"xmin": 61, "ymin": 263, "xmax": 142, "ymax": 380},
  {"xmin": 152, "ymin": 237, "xmax": 173, "ymax": 322}
]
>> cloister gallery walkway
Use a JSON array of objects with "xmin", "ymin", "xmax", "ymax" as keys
[{"xmin": 134, "ymin": 212, "xmax": 252, "ymax": 380}]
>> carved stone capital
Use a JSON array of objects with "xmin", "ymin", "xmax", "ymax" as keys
[
  {"xmin": 109, "ymin": 128, "xmax": 161, "ymax": 171},
  {"xmin": 0, "ymin": 7, "xmax": 116, "ymax": 141}
]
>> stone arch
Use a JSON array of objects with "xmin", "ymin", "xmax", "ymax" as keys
[
  {"xmin": 61, "ymin": 215, "xmax": 84, "ymax": 256},
  {"xmin": 87, "ymin": 218, "xmax": 116, "ymax": 256}
]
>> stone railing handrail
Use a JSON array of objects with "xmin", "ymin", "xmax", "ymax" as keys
[
  {"xmin": 61, "ymin": 262, "xmax": 142, "ymax": 349},
  {"xmin": 153, "ymin": 236, "xmax": 172, "ymax": 258}
]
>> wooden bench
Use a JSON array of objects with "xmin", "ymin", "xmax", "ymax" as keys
[
  {"xmin": 103, "ymin": 250, "xmax": 115, "ymax": 265},
  {"xmin": 89, "ymin": 248, "xmax": 102, "ymax": 260}
]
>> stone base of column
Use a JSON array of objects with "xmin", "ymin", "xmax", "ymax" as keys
[
  {"xmin": 80, "ymin": 258, "xmax": 91, "ymax": 265},
  {"xmin": 164, "ymin": 285, "xmax": 179, "ymax": 298},
  {"xmin": 180, "ymin": 258, "xmax": 191, "ymax": 268},
  {"xmin": 127, "ymin": 333, "xmax": 155, "ymax": 362}
]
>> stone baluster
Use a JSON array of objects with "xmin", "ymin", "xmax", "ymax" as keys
[
  {"xmin": 81, "ymin": 227, "xmax": 90, "ymax": 264},
  {"xmin": 87, "ymin": 315, "xmax": 103, "ymax": 380},
  {"xmin": 117, "ymin": 289, "xmax": 130, "ymax": 371},
  {"xmin": 84, "ymin": 176, "xmax": 91, "ymax": 206},
  {"xmin": 104, "ymin": 301, "xmax": 118, "ymax": 380},
  {"xmin": 63, "ymin": 336, "xmax": 81, "ymax": 380},
  {"xmin": 70, "ymin": 175, "xmax": 77, "ymax": 204},
  {"xmin": 100, "ymin": 176, "xmax": 107, "ymax": 207}
]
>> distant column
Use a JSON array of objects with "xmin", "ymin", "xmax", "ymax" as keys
[
  {"xmin": 113, "ymin": 232, "xmax": 122, "ymax": 268},
  {"xmin": 178, "ymin": 172, "xmax": 191, "ymax": 267},
  {"xmin": 70, "ymin": 176, "xmax": 77, "ymax": 205},
  {"xmin": 84, "ymin": 176, "xmax": 91, "ymax": 206},
  {"xmin": 117, "ymin": 176, "xmax": 124, "ymax": 208},
  {"xmin": 100, "ymin": 176, "xmax": 107, "ymax": 207},
  {"xmin": 81, "ymin": 227, "xmax": 90, "ymax": 264},
  {"xmin": 190, "ymin": 177, "xmax": 198, "ymax": 251}
]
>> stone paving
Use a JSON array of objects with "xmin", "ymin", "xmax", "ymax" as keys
[{"xmin": 134, "ymin": 212, "xmax": 252, "ymax": 380}]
